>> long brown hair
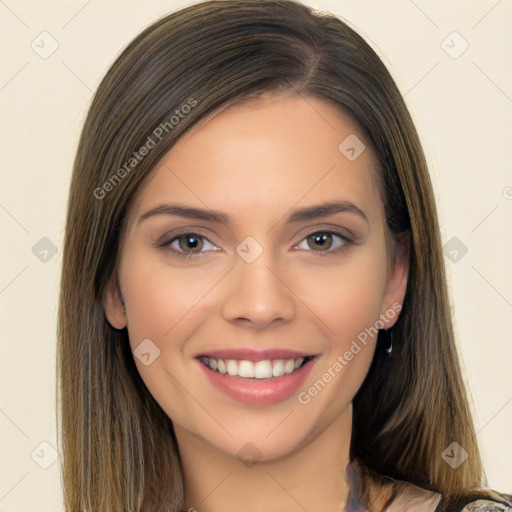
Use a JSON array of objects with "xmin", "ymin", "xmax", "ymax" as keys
[{"xmin": 57, "ymin": 1, "xmax": 509, "ymax": 510}]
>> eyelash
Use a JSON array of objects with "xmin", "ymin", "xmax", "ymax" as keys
[{"xmin": 156, "ymin": 229, "xmax": 354, "ymax": 260}]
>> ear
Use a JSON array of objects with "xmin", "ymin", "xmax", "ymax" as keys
[
  {"xmin": 102, "ymin": 275, "xmax": 127, "ymax": 330},
  {"xmin": 381, "ymin": 232, "xmax": 409, "ymax": 329}
]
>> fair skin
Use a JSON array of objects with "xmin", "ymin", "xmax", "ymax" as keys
[{"xmin": 103, "ymin": 94, "xmax": 409, "ymax": 512}]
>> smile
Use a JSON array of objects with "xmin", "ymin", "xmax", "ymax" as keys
[
  {"xmin": 199, "ymin": 355, "xmax": 312, "ymax": 379},
  {"xmin": 196, "ymin": 350, "xmax": 318, "ymax": 405}
]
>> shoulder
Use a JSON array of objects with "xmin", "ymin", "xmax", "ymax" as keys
[
  {"xmin": 387, "ymin": 485, "xmax": 512, "ymax": 512},
  {"xmin": 387, "ymin": 483, "xmax": 442, "ymax": 512},
  {"xmin": 434, "ymin": 493, "xmax": 512, "ymax": 512},
  {"xmin": 458, "ymin": 499, "xmax": 512, "ymax": 512}
]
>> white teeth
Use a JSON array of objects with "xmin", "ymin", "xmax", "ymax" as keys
[
  {"xmin": 238, "ymin": 360, "xmax": 255, "ymax": 378},
  {"xmin": 284, "ymin": 359, "xmax": 295, "ymax": 374},
  {"xmin": 272, "ymin": 360, "xmax": 285, "ymax": 377},
  {"xmin": 254, "ymin": 360, "xmax": 273, "ymax": 379},
  {"xmin": 226, "ymin": 359, "xmax": 238, "ymax": 376},
  {"xmin": 217, "ymin": 359, "xmax": 227, "ymax": 374},
  {"xmin": 203, "ymin": 356, "xmax": 308, "ymax": 379}
]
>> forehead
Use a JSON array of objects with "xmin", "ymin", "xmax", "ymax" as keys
[{"xmin": 129, "ymin": 94, "xmax": 383, "ymax": 230}]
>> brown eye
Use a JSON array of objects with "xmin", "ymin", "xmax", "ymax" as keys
[
  {"xmin": 306, "ymin": 232, "xmax": 333, "ymax": 251},
  {"xmin": 177, "ymin": 234, "xmax": 204, "ymax": 253},
  {"xmin": 158, "ymin": 232, "xmax": 218, "ymax": 259},
  {"xmin": 295, "ymin": 230, "xmax": 352, "ymax": 256}
]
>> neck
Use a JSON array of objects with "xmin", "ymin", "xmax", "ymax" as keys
[{"xmin": 175, "ymin": 405, "xmax": 352, "ymax": 512}]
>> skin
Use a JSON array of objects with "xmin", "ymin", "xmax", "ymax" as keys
[{"xmin": 103, "ymin": 94, "xmax": 409, "ymax": 512}]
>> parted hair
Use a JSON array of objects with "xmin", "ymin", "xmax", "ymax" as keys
[{"xmin": 57, "ymin": 1, "xmax": 510, "ymax": 510}]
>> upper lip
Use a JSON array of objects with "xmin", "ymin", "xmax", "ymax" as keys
[{"xmin": 196, "ymin": 348, "xmax": 317, "ymax": 362}]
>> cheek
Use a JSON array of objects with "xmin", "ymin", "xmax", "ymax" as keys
[
  {"xmin": 294, "ymin": 268, "xmax": 384, "ymax": 426},
  {"xmin": 120, "ymin": 252, "xmax": 220, "ymax": 346},
  {"xmin": 118, "ymin": 253, "xmax": 220, "ymax": 429},
  {"xmin": 293, "ymin": 246, "xmax": 387, "ymax": 406},
  {"xmin": 296, "ymin": 245, "xmax": 388, "ymax": 345}
]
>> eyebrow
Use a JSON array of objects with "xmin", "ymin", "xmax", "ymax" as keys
[{"xmin": 137, "ymin": 200, "xmax": 368, "ymax": 226}]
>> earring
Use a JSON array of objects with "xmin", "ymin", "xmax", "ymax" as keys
[{"xmin": 380, "ymin": 328, "xmax": 393, "ymax": 358}]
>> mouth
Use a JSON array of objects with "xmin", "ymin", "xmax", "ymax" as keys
[
  {"xmin": 198, "ymin": 355, "xmax": 315, "ymax": 379},
  {"xmin": 195, "ymin": 350, "xmax": 319, "ymax": 405}
]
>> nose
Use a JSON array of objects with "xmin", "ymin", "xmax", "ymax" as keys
[{"xmin": 221, "ymin": 251, "xmax": 296, "ymax": 330}]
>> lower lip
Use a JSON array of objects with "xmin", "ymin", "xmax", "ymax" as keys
[{"xmin": 198, "ymin": 358, "xmax": 316, "ymax": 405}]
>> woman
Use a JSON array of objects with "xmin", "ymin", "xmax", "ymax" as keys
[{"xmin": 56, "ymin": 1, "xmax": 512, "ymax": 510}]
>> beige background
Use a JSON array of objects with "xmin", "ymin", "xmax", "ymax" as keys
[{"xmin": 1, "ymin": 0, "xmax": 511, "ymax": 510}]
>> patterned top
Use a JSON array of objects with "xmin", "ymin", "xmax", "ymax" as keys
[
  {"xmin": 344, "ymin": 461, "xmax": 512, "ymax": 512},
  {"xmin": 457, "ymin": 500, "xmax": 512, "ymax": 512}
]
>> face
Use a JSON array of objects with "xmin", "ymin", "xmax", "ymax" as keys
[{"xmin": 103, "ymin": 94, "xmax": 408, "ymax": 462}]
